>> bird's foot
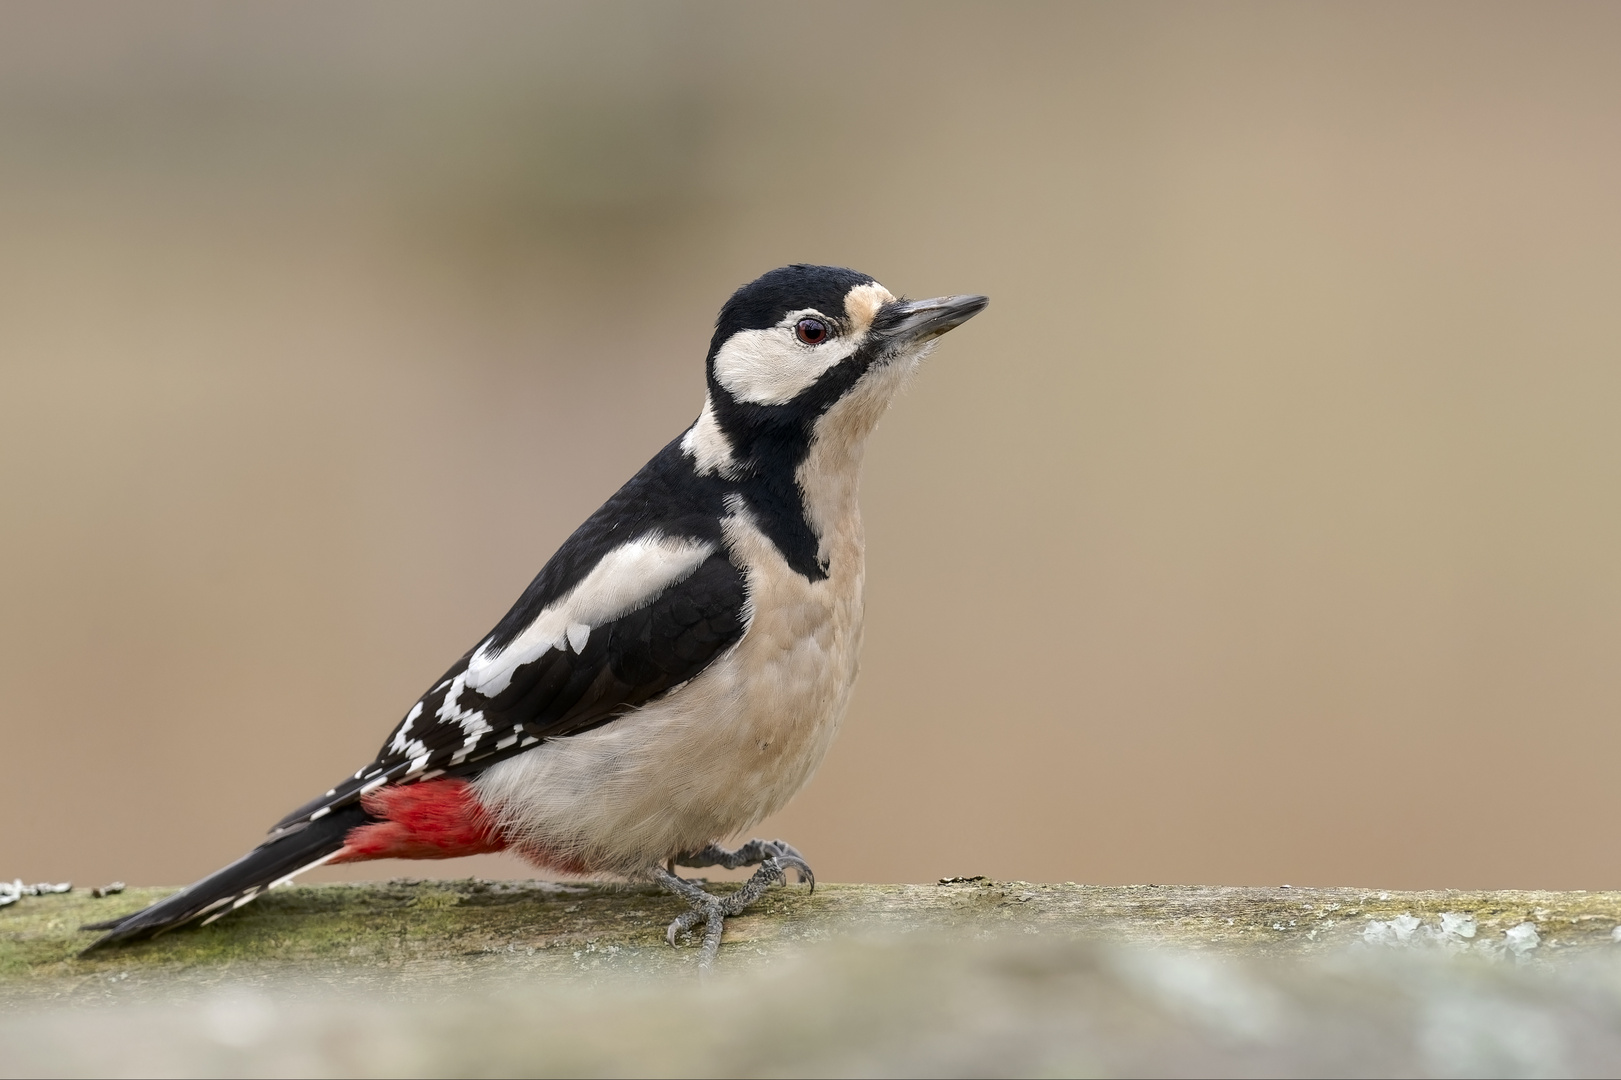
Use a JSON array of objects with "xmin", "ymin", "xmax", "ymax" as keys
[
  {"xmin": 653, "ymin": 846, "xmax": 814, "ymax": 970},
  {"xmin": 673, "ymin": 838, "xmax": 815, "ymax": 887}
]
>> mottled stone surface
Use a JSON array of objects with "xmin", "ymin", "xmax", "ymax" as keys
[{"xmin": 5, "ymin": 880, "xmax": 1621, "ymax": 1075}]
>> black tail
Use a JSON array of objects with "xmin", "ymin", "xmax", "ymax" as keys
[{"xmin": 80, "ymin": 803, "xmax": 368, "ymax": 949}]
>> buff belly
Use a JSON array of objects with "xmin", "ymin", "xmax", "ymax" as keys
[{"xmin": 471, "ymin": 515, "xmax": 864, "ymax": 879}]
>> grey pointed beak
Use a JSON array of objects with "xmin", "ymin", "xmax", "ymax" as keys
[{"xmin": 878, "ymin": 293, "xmax": 990, "ymax": 344}]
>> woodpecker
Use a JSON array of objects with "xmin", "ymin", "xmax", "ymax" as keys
[{"xmin": 85, "ymin": 265, "xmax": 988, "ymax": 967}]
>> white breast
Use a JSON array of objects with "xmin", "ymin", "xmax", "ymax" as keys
[
  {"xmin": 471, "ymin": 349, "xmax": 918, "ymax": 879},
  {"xmin": 471, "ymin": 507, "xmax": 864, "ymax": 878}
]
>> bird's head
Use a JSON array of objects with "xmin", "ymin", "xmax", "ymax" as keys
[{"xmin": 684, "ymin": 264, "xmax": 988, "ymax": 477}]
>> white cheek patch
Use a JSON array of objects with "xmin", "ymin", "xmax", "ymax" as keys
[
  {"xmin": 464, "ymin": 534, "xmax": 717, "ymax": 697},
  {"xmin": 712, "ymin": 325, "xmax": 859, "ymax": 406},
  {"xmin": 711, "ymin": 283, "xmax": 896, "ymax": 406}
]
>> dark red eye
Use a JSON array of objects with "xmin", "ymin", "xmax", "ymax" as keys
[{"xmin": 795, "ymin": 318, "xmax": 828, "ymax": 345}]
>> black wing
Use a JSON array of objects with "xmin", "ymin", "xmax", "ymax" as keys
[{"xmin": 271, "ymin": 438, "xmax": 746, "ymax": 834}]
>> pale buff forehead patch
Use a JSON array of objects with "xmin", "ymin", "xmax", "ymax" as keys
[{"xmin": 843, "ymin": 282, "xmax": 894, "ymax": 335}]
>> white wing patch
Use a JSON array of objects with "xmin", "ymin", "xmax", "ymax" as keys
[{"xmin": 463, "ymin": 533, "xmax": 717, "ymax": 698}]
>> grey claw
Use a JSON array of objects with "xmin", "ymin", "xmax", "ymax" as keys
[
  {"xmin": 773, "ymin": 854, "xmax": 815, "ymax": 891},
  {"xmin": 666, "ymin": 905, "xmax": 708, "ymax": 947}
]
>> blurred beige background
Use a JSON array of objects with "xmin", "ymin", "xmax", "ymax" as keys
[{"xmin": 3, "ymin": 1, "xmax": 1619, "ymax": 892}]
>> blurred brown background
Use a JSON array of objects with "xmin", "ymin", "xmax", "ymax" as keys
[{"xmin": 3, "ymin": 1, "xmax": 1620, "ymax": 892}]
